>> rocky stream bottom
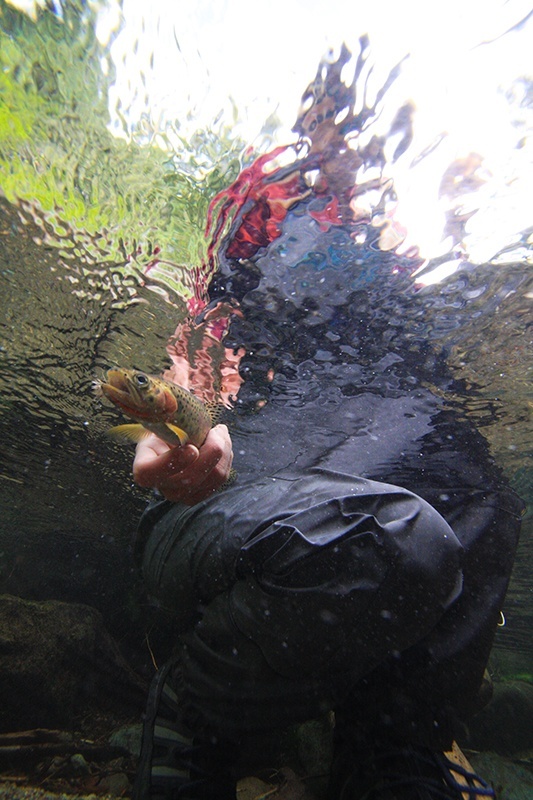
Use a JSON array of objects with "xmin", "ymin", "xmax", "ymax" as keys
[{"xmin": 1, "ymin": 595, "xmax": 533, "ymax": 800}]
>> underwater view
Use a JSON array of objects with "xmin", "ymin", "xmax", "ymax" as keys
[{"xmin": 0, "ymin": 0, "xmax": 532, "ymax": 798}]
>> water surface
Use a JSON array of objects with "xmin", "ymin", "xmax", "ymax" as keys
[{"xmin": 0, "ymin": 0, "xmax": 531, "ymax": 677}]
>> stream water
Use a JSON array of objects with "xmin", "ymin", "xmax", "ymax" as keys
[{"xmin": 0, "ymin": 0, "xmax": 531, "ymax": 726}]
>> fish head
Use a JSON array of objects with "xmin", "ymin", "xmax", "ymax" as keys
[{"xmin": 96, "ymin": 368, "xmax": 178, "ymax": 423}]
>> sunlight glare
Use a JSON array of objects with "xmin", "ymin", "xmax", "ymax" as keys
[{"xmin": 105, "ymin": 0, "xmax": 533, "ymax": 265}]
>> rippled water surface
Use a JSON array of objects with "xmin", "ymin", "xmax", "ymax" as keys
[{"xmin": 0, "ymin": 0, "xmax": 531, "ymax": 680}]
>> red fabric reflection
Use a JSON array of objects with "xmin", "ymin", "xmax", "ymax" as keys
[
  {"xmin": 163, "ymin": 42, "xmax": 421, "ymax": 406},
  {"xmin": 206, "ymin": 146, "xmax": 310, "ymax": 264}
]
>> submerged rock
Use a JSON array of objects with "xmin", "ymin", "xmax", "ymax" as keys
[
  {"xmin": 0, "ymin": 594, "xmax": 147, "ymax": 731},
  {"xmin": 464, "ymin": 680, "xmax": 533, "ymax": 755},
  {"xmin": 469, "ymin": 752, "xmax": 533, "ymax": 800},
  {"xmin": 108, "ymin": 724, "xmax": 142, "ymax": 758},
  {"xmin": 0, "ymin": 788, "xmax": 119, "ymax": 799}
]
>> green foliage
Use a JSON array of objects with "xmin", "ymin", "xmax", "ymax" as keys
[{"xmin": 0, "ymin": 0, "xmax": 245, "ymax": 284}]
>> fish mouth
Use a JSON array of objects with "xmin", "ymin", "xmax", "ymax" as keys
[{"xmin": 96, "ymin": 369, "xmax": 141, "ymax": 408}]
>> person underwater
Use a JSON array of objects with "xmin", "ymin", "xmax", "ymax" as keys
[{"xmin": 107, "ymin": 41, "xmax": 523, "ymax": 800}]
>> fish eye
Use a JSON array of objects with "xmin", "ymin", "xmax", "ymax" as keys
[{"xmin": 134, "ymin": 373, "xmax": 149, "ymax": 387}]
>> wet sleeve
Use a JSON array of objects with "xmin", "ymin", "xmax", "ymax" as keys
[
  {"xmin": 136, "ymin": 497, "xmax": 246, "ymax": 632},
  {"xmin": 229, "ymin": 479, "xmax": 465, "ymax": 680}
]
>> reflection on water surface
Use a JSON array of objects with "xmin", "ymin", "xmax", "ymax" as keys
[{"xmin": 0, "ymin": 0, "xmax": 531, "ymax": 677}]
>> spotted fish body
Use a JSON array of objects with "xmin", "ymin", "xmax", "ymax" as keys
[{"xmin": 95, "ymin": 368, "xmax": 215, "ymax": 448}]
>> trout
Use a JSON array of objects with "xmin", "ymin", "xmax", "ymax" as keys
[{"xmin": 94, "ymin": 368, "xmax": 216, "ymax": 447}]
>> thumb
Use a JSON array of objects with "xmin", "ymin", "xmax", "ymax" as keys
[{"xmin": 165, "ymin": 443, "xmax": 200, "ymax": 473}]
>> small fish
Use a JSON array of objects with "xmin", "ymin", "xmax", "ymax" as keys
[{"xmin": 94, "ymin": 368, "xmax": 217, "ymax": 448}]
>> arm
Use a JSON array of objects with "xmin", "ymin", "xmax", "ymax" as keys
[
  {"xmin": 135, "ymin": 309, "xmax": 240, "ymax": 505},
  {"xmin": 133, "ymin": 424, "xmax": 234, "ymax": 505}
]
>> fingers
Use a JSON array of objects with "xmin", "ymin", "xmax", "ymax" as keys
[
  {"xmin": 133, "ymin": 425, "xmax": 234, "ymax": 505},
  {"xmin": 133, "ymin": 436, "xmax": 199, "ymax": 488},
  {"xmin": 171, "ymin": 425, "xmax": 233, "ymax": 505}
]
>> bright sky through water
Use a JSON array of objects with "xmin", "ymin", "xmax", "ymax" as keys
[
  {"xmin": 17, "ymin": 0, "xmax": 532, "ymax": 269},
  {"xmin": 101, "ymin": 0, "xmax": 532, "ymax": 271}
]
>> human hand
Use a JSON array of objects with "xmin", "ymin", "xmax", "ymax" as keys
[{"xmin": 133, "ymin": 424, "xmax": 234, "ymax": 505}]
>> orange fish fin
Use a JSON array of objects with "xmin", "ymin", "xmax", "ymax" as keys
[
  {"xmin": 108, "ymin": 423, "xmax": 150, "ymax": 443},
  {"xmin": 166, "ymin": 423, "xmax": 190, "ymax": 446}
]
